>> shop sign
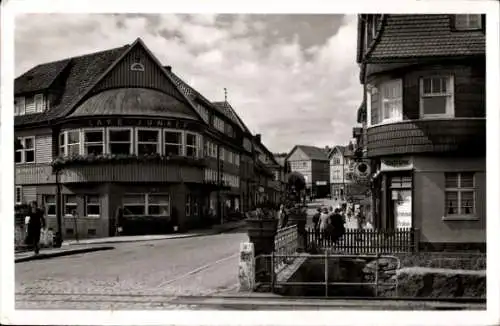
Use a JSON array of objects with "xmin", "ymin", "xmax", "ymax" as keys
[
  {"xmin": 381, "ymin": 158, "xmax": 413, "ymax": 172},
  {"xmin": 86, "ymin": 118, "xmax": 192, "ymax": 129},
  {"xmin": 316, "ymin": 181, "xmax": 327, "ymax": 186}
]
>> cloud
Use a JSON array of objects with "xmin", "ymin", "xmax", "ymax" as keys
[{"xmin": 14, "ymin": 14, "xmax": 362, "ymax": 153}]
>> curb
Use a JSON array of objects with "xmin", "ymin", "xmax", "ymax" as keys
[
  {"xmin": 62, "ymin": 222, "xmax": 246, "ymax": 246},
  {"xmin": 15, "ymin": 246, "xmax": 115, "ymax": 263}
]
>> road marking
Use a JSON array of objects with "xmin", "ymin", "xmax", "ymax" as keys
[{"xmin": 156, "ymin": 253, "xmax": 239, "ymax": 288}]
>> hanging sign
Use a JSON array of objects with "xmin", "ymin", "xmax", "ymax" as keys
[{"xmin": 381, "ymin": 158, "xmax": 413, "ymax": 172}]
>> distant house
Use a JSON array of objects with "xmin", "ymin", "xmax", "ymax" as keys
[
  {"xmin": 328, "ymin": 145, "xmax": 353, "ymax": 200},
  {"xmin": 356, "ymin": 14, "xmax": 485, "ymax": 251},
  {"xmin": 286, "ymin": 145, "xmax": 330, "ymax": 198}
]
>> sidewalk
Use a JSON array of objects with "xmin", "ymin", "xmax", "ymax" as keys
[
  {"xmin": 15, "ymin": 220, "xmax": 246, "ymax": 263},
  {"xmin": 62, "ymin": 219, "xmax": 246, "ymax": 246}
]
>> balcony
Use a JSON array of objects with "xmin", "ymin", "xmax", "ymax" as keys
[{"xmin": 366, "ymin": 118, "xmax": 485, "ymax": 157}]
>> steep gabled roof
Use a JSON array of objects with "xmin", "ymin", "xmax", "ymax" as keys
[
  {"xmin": 287, "ymin": 145, "xmax": 329, "ymax": 161},
  {"xmin": 367, "ymin": 14, "xmax": 485, "ymax": 63},
  {"xmin": 328, "ymin": 145, "xmax": 347, "ymax": 159},
  {"xmin": 15, "ymin": 44, "xmax": 130, "ymax": 126},
  {"xmin": 212, "ymin": 101, "xmax": 252, "ymax": 135},
  {"xmin": 15, "ymin": 59, "xmax": 71, "ymax": 94}
]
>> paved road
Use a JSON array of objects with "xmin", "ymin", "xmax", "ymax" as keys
[{"xmin": 16, "ymin": 229, "xmax": 248, "ymax": 309}]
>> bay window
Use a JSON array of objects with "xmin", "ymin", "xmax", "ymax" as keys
[
  {"xmin": 186, "ymin": 133, "xmax": 198, "ymax": 157},
  {"xmin": 445, "ymin": 172, "xmax": 476, "ymax": 217},
  {"xmin": 84, "ymin": 195, "xmax": 101, "ymax": 217},
  {"xmin": 108, "ymin": 128, "xmax": 132, "ymax": 155},
  {"xmin": 420, "ymin": 76, "xmax": 454, "ymax": 118},
  {"xmin": 59, "ymin": 131, "xmax": 81, "ymax": 156},
  {"xmin": 454, "ymin": 14, "xmax": 482, "ymax": 30},
  {"xmin": 379, "ymin": 79, "xmax": 403, "ymax": 123},
  {"xmin": 83, "ymin": 129, "xmax": 104, "ymax": 156},
  {"xmin": 164, "ymin": 130, "xmax": 183, "ymax": 156},
  {"xmin": 15, "ymin": 136, "xmax": 35, "ymax": 163},
  {"xmin": 136, "ymin": 128, "xmax": 160, "ymax": 155}
]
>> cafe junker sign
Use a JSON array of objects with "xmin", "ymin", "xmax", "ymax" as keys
[
  {"xmin": 380, "ymin": 158, "xmax": 413, "ymax": 172},
  {"xmin": 83, "ymin": 118, "xmax": 198, "ymax": 130}
]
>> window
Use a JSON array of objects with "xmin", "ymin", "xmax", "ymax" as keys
[
  {"xmin": 15, "ymin": 186, "xmax": 22, "ymax": 204},
  {"xmin": 15, "ymin": 97, "xmax": 26, "ymax": 116},
  {"xmin": 445, "ymin": 172, "xmax": 475, "ymax": 216},
  {"xmin": 88, "ymin": 229, "xmax": 97, "ymax": 236},
  {"xmin": 235, "ymin": 153, "xmax": 240, "ymax": 166},
  {"xmin": 108, "ymin": 128, "xmax": 132, "ymax": 155},
  {"xmin": 83, "ymin": 129, "xmax": 104, "ymax": 156},
  {"xmin": 186, "ymin": 194, "xmax": 192, "ymax": 216},
  {"xmin": 164, "ymin": 130, "xmax": 182, "ymax": 156},
  {"xmin": 213, "ymin": 116, "xmax": 225, "ymax": 132},
  {"xmin": 379, "ymin": 79, "xmax": 402, "ymax": 123},
  {"xmin": 136, "ymin": 129, "xmax": 160, "ymax": 155},
  {"xmin": 148, "ymin": 194, "xmax": 170, "ymax": 216},
  {"xmin": 66, "ymin": 228, "xmax": 74, "ymax": 235},
  {"xmin": 84, "ymin": 195, "xmax": 100, "ymax": 217},
  {"xmin": 34, "ymin": 94, "xmax": 44, "ymax": 112},
  {"xmin": 64, "ymin": 195, "xmax": 78, "ymax": 217},
  {"xmin": 130, "ymin": 63, "xmax": 145, "ymax": 71},
  {"xmin": 186, "ymin": 133, "xmax": 198, "ymax": 157},
  {"xmin": 15, "ymin": 136, "xmax": 35, "ymax": 163},
  {"xmin": 123, "ymin": 194, "xmax": 146, "ymax": 216},
  {"xmin": 228, "ymin": 151, "xmax": 233, "ymax": 164},
  {"xmin": 43, "ymin": 195, "xmax": 56, "ymax": 216},
  {"xmin": 454, "ymin": 14, "xmax": 482, "ymax": 30},
  {"xmin": 60, "ymin": 131, "xmax": 81, "ymax": 156},
  {"xmin": 420, "ymin": 76, "xmax": 454, "ymax": 118}
]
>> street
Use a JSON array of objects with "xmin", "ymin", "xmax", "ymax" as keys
[{"xmin": 16, "ymin": 229, "xmax": 248, "ymax": 309}]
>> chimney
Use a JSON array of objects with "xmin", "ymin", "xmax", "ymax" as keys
[
  {"xmin": 255, "ymin": 134, "xmax": 261, "ymax": 143},
  {"xmin": 165, "ymin": 66, "xmax": 172, "ymax": 71}
]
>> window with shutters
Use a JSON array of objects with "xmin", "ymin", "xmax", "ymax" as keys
[{"xmin": 444, "ymin": 172, "xmax": 476, "ymax": 217}]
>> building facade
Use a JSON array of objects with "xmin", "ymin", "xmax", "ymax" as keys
[
  {"xmin": 14, "ymin": 38, "xmax": 276, "ymax": 239},
  {"xmin": 286, "ymin": 145, "xmax": 330, "ymax": 198},
  {"xmin": 328, "ymin": 146, "xmax": 353, "ymax": 200},
  {"xmin": 357, "ymin": 14, "xmax": 486, "ymax": 250}
]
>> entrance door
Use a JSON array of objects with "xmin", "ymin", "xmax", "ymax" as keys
[{"xmin": 388, "ymin": 175, "xmax": 412, "ymax": 229}]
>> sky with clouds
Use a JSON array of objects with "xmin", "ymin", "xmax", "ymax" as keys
[{"xmin": 15, "ymin": 13, "xmax": 362, "ymax": 153}]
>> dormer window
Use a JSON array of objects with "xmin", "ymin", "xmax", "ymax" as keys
[{"xmin": 454, "ymin": 14, "xmax": 482, "ymax": 30}]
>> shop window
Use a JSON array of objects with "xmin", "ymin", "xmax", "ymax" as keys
[
  {"xmin": 84, "ymin": 195, "xmax": 101, "ymax": 217},
  {"xmin": 43, "ymin": 195, "xmax": 56, "ymax": 216},
  {"xmin": 15, "ymin": 136, "xmax": 35, "ymax": 163},
  {"xmin": 87, "ymin": 229, "xmax": 97, "ymax": 236},
  {"xmin": 186, "ymin": 194, "xmax": 192, "ymax": 217},
  {"xmin": 108, "ymin": 128, "xmax": 132, "ymax": 155},
  {"xmin": 136, "ymin": 129, "xmax": 160, "ymax": 155},
  {"xmin": 123, "ymin": 194, "xmax": 146, "ymax": 216},
  {"xmin": 186, "ymin": 133, "xmax": 198, "ymax": 157},
  {"xmin": 164, "ymin": 130, "xmax": 182, "ymax": 156},
  {"xmin": 420, "ymin": 76, "xmax": 454, "ymax": 118},
  {"xmin": 445, "ymin": 172, "xmax": 475, "ymax": 216},
  {"xmin": 83, "ymin": 129, "xmax": 104, "ymax": 156},
  {"xmin": 454, "ymin": 14, "xmax": 482, "ymax": 30},
  {"xmin": 148, "ymin": 194, "xmax": 170, "ymax": 216},
  {"xmin": 15, "ymin": 186, "xmax": 23, "ymax": 204},
  {"xmin": 64, "ymin": 195, "xmax": 78, "ymax": 217}
]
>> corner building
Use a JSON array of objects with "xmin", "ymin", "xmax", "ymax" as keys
[
  {"xmin": 357, "ymin": 14, "xmax": 486, "ymax": 251},
  {"xmin": 14, "ymin": 38, "xmax": 267, "ymax": 238}
]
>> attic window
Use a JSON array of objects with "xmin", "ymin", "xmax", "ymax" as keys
[
  {"xmin": 131, "ymin": 58, "xmax": 145, "ymax": 71},
  {"xmin": 454, "ymin": 14, "xmax": 482, "ymax": 30}
]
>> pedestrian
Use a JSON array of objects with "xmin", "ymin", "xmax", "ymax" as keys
[
  {"xmin": 312, "ymin": 207, "xmax": 321, "ymax": 241},
  {"xmin": 319, "ymin": 207, "xmax": 330, "ymax": 244},
  {"xmin": 330, "ymin": 208, "xmax": 346, "ymax": 244},
  {"xmin": 25, "ymin": 201, "xmax": 46, "ymax": 255}
]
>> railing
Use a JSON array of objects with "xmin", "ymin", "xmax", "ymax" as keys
[
  {"xmin": 256, "ymin": 252, "xmax": 400, "ymax": 297},
  {"xmin": 273, "ymin": 224, "xmax": 298, "ymax": 272},
  {"xmin": 305, "ymin": 227, "xmax": 418, "ymax": 254}
]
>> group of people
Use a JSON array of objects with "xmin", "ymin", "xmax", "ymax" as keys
[{"xmin": 312, "ymin": 206, "xmax": 346, "ymax": 244}]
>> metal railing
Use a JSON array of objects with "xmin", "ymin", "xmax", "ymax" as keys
[
  {"xmin": 305, "ymin": 227, "xmax": 418, "ymax": 254},
  {"xmin": 257, "ymin": 252, "xmax": 400, "ymax": 297},
  {"xmin": 274, "ymin": 224, "xmax": 299, "ymax": 272}
]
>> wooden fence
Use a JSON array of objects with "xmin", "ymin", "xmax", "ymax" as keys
[{"xmin": 305, "ymin": 227, "xmax": 418, "ymax": 254}]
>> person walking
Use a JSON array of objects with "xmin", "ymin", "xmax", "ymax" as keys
[
  {"xmin": 330, "ymin": 208, "xmax": 346, "ymax": 245},
  {"xmin": 25, "ymin": 201, "xmax": 46, "ymax": 255},
  {"xmin": 312, "ymin": 207, "xmax": 321, "ymax": 242},
  {"xmin": 319, "ymin": 207, "xmax": 330, "ymax": 245}
]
